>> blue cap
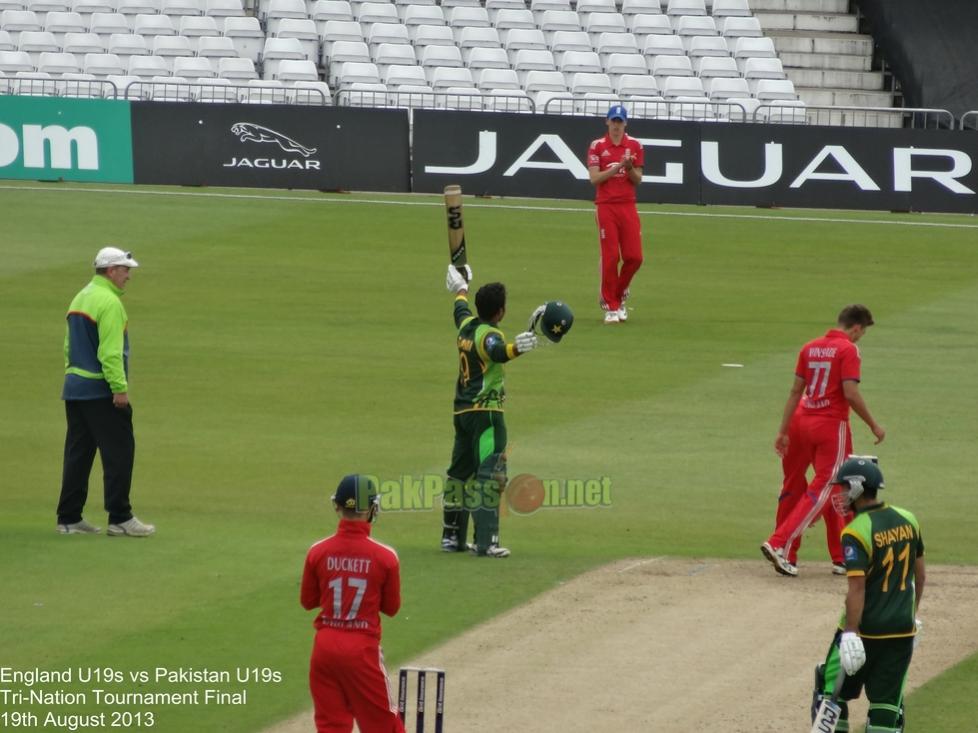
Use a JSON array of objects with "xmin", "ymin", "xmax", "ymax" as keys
[
  {"xmin": 331, "ymin": 474, "xmax": 379, "ymax": 512},
  {"xmin": 607, "ymin": 104, "xmax": 628, "ymax": 121}
]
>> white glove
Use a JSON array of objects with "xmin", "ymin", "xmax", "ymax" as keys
[
  {"xmin": 913, "ymin": 617, "xmax": 922, "ymax": 649},
  {"xmin": 839, "ymin": 631, "xmax": 866, "ymax": 675},
  {"xmin": 527, "ymin": 304, "xmax": 546, "ymax": 332},
  {"xmin": 446, "ymin": 264, "xmax": 472, "ymax": 294},
  {"xmin": 514, "ymin": 331, "xmax": 538, "ymax": 354}
]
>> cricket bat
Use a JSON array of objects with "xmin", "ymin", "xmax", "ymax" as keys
[
  {"xmin": 810, "ymin": 670, "xmax": 846, "ymax": 733},
  {"xmin": 444, "ymin": 185, "xmax": 468, "ymax": 280}
]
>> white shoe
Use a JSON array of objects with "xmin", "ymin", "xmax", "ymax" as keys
[
  {"xmin": 441, "ymin": 536, "xmax": 459, "ymax": 552},
  {"xmin": 470, "ymin": 543, "xmax": 510, "ymax": 558},
  {"xmin": 604, "ymin": 311, "xmax": 620, "ymax": 324},
  {"xmin": 617, "ymin": 306, "xmax": 628, "ymax": 322},
  {"xmin": 57, "ymin": 519, "xmax": 101, "ymax": 534},
  {"xmin": 832, "ymin": 563, "xmax": 847, "ymax": 576},
  {"xmin": 760, "ymin": 542, "xmax": 798, "ymax": 577},
  {"xmin": 107, "ymin": 516, "xmax": 156, "ymax": 537}
]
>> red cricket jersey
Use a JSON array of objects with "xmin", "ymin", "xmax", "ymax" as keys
[
  {"xmin": 587, "ymin": 133, "xmax": 644, "ymax": 204},
  {"xmin": 794, "ymin": 329, "xmax": 862, "ymax": 420},
  {"xmin": 301, "ymin": 520, "xmax": 401, "ymax": 639}
]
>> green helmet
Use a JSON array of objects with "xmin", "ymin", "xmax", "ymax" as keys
[
  {"xmin": 540, "ymin": 300, "xmax": 574, "ymax": 342},
  {"xmin": 833, "ymin": 456, "xmax": 884, "ymax": 504}
]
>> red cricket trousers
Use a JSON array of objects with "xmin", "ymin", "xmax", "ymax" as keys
[
  {"xmin": 309, "ymin": 629, "xmax": 405, "ymax": 733},
  {"xmin": 768, "ymin": 414, "xmax": 853, "ymax": 565},
  {"xmin": 595, "ymin": 202, "xmax": 643, "ymax": 311}
]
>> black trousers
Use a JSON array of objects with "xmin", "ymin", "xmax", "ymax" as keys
[{"xmin": 57, "ymin": 399, "xmax": 135, "ymax": 525}]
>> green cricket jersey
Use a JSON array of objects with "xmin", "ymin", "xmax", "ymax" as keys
[
  {"xmin": 452, "ymin": 294, "xmax": 519, "ymax": 413},
  {"xmin": 840, "ymin": 502, "xmax": 924, "ymax": 638}
]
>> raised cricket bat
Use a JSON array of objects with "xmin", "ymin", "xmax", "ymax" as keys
[
  {"xmin": 810, "ymin": 670, "xmax": 846, "ymax": 733},
  {"xmin": 444, "ymin": 185, "xmax": 468, "ymax": 280}
]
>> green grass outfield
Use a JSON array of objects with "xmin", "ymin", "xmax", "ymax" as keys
[{"xmin": 1, "ymin": 182, "xmax": 976, "ymax": 731}]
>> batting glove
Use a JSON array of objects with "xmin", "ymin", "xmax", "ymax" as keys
[
  {"xmin": 527, "ymin": 304, "xmax": 546, "ymax": 332},
  {"xmin": 446, "ymin": 264, "xmax": 472, "ymax": 294},
  {"xmin": 514, "ymin": 331, "xmax": 538, "ymax": 354},
  {"xmin": 839, "ymin": 631, "xmax": 866, "ymax": 675},
  {"xmin": 913, "ymin": 617, "xmax": 923, "ymax": 649}
]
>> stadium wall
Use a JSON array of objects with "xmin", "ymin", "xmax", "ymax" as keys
[{"xmin": 1, "ymin": 97, "xmax": 976, "ymax": 214}]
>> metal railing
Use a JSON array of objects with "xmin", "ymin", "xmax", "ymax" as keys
[
  {"xmin": 0, "ymin": 76, "xmax": 118, "ymax": 99},
  {"xmin": 122, "ymin": 80, "xmax": 330, "ymax": 105},
  {"xmin": 541, "ymin": 97, "xmax": 750, "ymax": 121},
  {"xmin": 335, "ymin": 89, "xmax": 535, "ymax": 113},
  {"xmin": 754, "ymin": 104, "xmax": 956, "ymax": 129},
  {"xmin": 961, "ymin": 111, "xmax": 978, "ymax": 131}
]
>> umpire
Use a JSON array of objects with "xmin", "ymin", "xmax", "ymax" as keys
[
  {"xmin": 56, "ymin": 247, "xmax": 155, "ymax": 537},
  {"xmin": 812, "ymin": 456, "xmax": 925, "ymax": 732}
]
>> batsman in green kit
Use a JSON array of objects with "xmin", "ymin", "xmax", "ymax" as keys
[
  {"xmin": 440, "ymin": 265, "xmax": 540, "ymax": 558},
  {"xmin": 812, "ymin": 457, "xmax": 926, "ymax": 733}
]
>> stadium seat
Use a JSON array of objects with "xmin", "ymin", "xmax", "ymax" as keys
[
  {"xmin": 107, "ymin": 31, "xmax": 147, "ymax": 60},
  {"xmin": 205, "ymin": 0, "xmax": 244, "ymax": 27},
  {"xmin": 756, "ymin": 99, "xmax": 806, "ymax": 123},
  {"xmin": 127, "ymin": 54, "xmax": 168, "ymax": 77},
  {"xmin": 1, "ymin": 10, "xmax": 41, "ymax": 45},
  {"xmin": 522, "ymin": 68, "xmax": 565, "ymax": 92},
  {"xmin": 652, "ymin": 54, "xmax": 693, "ymax": 79},
  {"xmin": 265, "ymin": 0, "xmax": 307, "ymax": 35},
  {"xmin": 63, "ymin": 31, "xmax": 105, "ymax": 53},
  {"xmin": 539, "ymin": 9, "xmax": 580, "ymax": 41},
  {"xmin": 324, "ymin": 40, "xmax": 369, "ymax": 84},
  {"xmin": 356, "ymin": 1, "xmax": 398, "ymax": 25},
  {"xmin": 529, "ymin": 0, "xmax": 570, "ymax": 15},
  {"xmin": 711, "ymin": 0, "xmax": 750, "ymax": 17},
  {"xmin": 440, "ymin": 0, "xmax": 480, "ymax": 8},
  {"xmin": 642, "ymin": 33, "xmax": 684, "ymax": 55},
  {"xmin": 179, "ymin": 15, "xmax": 219, "ymax": 49},
  {"xmin": 386, "ymin": 83, "xmax": 436, "ymax": 109},
  {"xmin": 410, "ymin": 24, "xmax": 453, "ymax": 47},
  {"xmin": 476, "ymin": 66, "xmax": 519, "ymax": 91},
  {"xmin": 56, "ymin": 71, "xmax": 103, "ymax": 97},
  {"xmin": 533, "ymin": 88, "xmax": 573, "ymax": 113},
  {"xmin": 733, "ymin": 35, "xmax": 774, "ymax": 59},
  {"xmin": 753, "ymin": 77, "xmax": 796, "ymax": 100},
  {"xmin": 336, "ymin": 59, "xmax": 379, "ymax": 87},
  {"xmin": 548, "ymin": 30, "xmax": 591, "ymax": 57},
  {"xmin": 173, "ymin": 54, "xmax": 214, "ymax": 76},
  {"xmin": 273, "ymin": 56, "xmax": 317, "ymax": 80},
  {"xmin": 37, "ymin": 50, "xmax": 80, "ymax": 72},
  {"xmin": 193, "ymin": 76, "xmax": 237, "ymax": 102},
  {"xmin": 584, "ymin": 11, "xmax": 626, "ymax": 38},
  {"xmin": 44, "ymin": 10, "xmax": 85, "ymax": 42},
  {"xmin": 673, "ymin": 14, "xmax": 716, "ymax": 36},
  {"xmin": 742, "ymin": 55, "xmax": 784, "ymax": 80},
  {"xmin": 217, "ymin": 54, "xmax": 256, "ymax": 78},
  {"xmin": 12, "ymin": 70, "xmax": 58, "ymax": 96},
  {"xmin": 118, "ymin": 0, "xmax": 160, "ymax": 16},
  {"xmin": 720, "ymin": 15, "xmax": 760, "ymax": 37},
  {"xmin": 482, "ymin": 87, "xmax": 532, "ymax": 112},
  {"xmin": 71, "ymin": 0, "xmax": 113, "ymax": 16},
  {"xmin": 512, "ymin": 47, "xmax": 554, "ymax": 72},
  {"xmin": 82, "ymin": 53, "xmax": 126, "ymax": 78},
  {"xmin": 579, "ymin": 91, "xmax": 619, "ymax": 115},
  {"xmin": 687, "ymin": 34, "xmax": 728, "ymax": 56},
  {"xmin": 0, "ymin": 30, "xmax": 14, "ymax": 52},
  {"xmin": 576, "ymin": 0, "xmax": 615, "ymax": 13},
  {"xmin": 365, "ymin": 22, "xmax": 409, "ymax": 50},
  {"xmin": 494, "ymin": 7, "xmax": 535, "ymax": 38},
  {"xmin": 194, "ymin": 34, "xmax": 235, "ymax": 57},
  {"xmin": 320, "ymin": 19, "xmax": 364, "ymax": 55},
  {"xmin": 661, "ymin": 74, "xmax": 704, "ymax": 98},
  {"xmin": 707, "ymin": 75, "xmax": 748, "ymax": 100},
  {"xmin": 261, "ymin": 36, "xmax": 306, "ymax": 78},
  {"xmin": 558, "ymin": 48, "xmax": 600, "ymax": 73},
  {"xmin": 439, "ymin": 84, "xmax": 481, "ymax": 110},
  {"xmin": 466, "ymin": 45, "xmax": 508, "ymax": 70},
  {"xmin": 595, "ymin": 31, "xmax": 638, "ymax": 57},
  {"xmin": 484, "ymin": 0, "xmax": 525, "ymax": 22},
  {"xmin": 310, "ymin": 0, "xmax": 353, "ymax": 28},
  {"xmin": 616, "ymin": 72, "xmax": 657, "ymax": 97},
  {"xmin": 382, "ymin": 62, "xmax": 424, "ymax": 86},
  {"xmin": 570, "ymin": 70, "xmax": 610, "ymax": 94},
  {"xmin": 288, "ymin": 78, "xmax": 331, "ymax": 104},
  {"xmin": 152, "ymin": 35, "xmax": 194, "ymax": 71},
  {"xmin": 419, "ymin": 43, "xmax": 461, "ymax": 77},
  {"xmin": 240, "ymin": 77, "xmax": 288, "ymax": 103},
  {"xmin": 373, "ymin": 40, "xmax": 414, "ymax": 66},
  {"xmin": 665, "ymin": 0, "xmax": 705, "ymax": 16},
  {"xmin": 339, "ymin": 79, "xmax": 385, "ymax": 105},
  {"xmin": 133, "ymin": 14, "xmax": 175, "ymax": 37},
  {"xmin": 447, "ymin": 5, "xmax": 488, "ymax": 29},
  {"xmin": 162, "ymin": 0, "xmax": 203, "ymax": 17},
  {"xmin": 222, "ymin": 16, "xmax": 264, "ymax": 62},
  {"xmin": 629, "ymin": 13, "xmax": 671, "ymax": 36},
  {"xmin": 604, "ymin": 51, "xmax": 645, "ymax": 78},
  {"xmin": 620, "ymin": 0, "xmax": 661, "ymax": 17},
  {"xmin": 695, "ymin": 55, "xmax": 737, "ymax": 79},
  {"xmin": 401, "ymin": 4, "xmax": 445, "ymax": 27},
  {"xmin": 18, "ymin": 31, "xmax": 60, "ymax": 66},
  {"xmin": 88, "ymin": 12, "xmax": 129, "ymax": 39},
  {"xmin": 429, "ymin": 65, "xmax": 472, "ymax": 89},
  {"xmin": 105, "ymin": 72, "xmax": 139, "ymax": 95},
  {"xmin": 275, "ymin": 17, "xmax": 319, "ymax": 63}
]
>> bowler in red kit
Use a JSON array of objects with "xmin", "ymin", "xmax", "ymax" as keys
[
  {"xmin": 761, "ymin": 305, "xmax": 886, "ymax": 578},
  {"xmin": 301, "ymin": 475, "xmax": 405, "ymax": 733},
  {"xmin": 587, "ymin": 104, "xmax": 644, "ymax": 324}
]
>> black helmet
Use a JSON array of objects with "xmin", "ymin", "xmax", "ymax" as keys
[
  {"xmin": 540, "ymin": 300, "xmax": 574, "ymax": 343},
  {"xmin": 833, "ymin": 456, "xmax": 884, "ymax": 503}
]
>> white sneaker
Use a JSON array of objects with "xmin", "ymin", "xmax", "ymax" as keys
[
  {"xmin": 470, "ymin": 543, "xmax": 510, "ymax": 558},
  {"xmin": 107, "ymin": 516, "xmax": 156, "ymax": 537},
  {"xmin": 760, "ymin": 542, "xmax": 798, "ymax": 577},
  {"xmin": 617, "ymin": 306, "xmax": 628, "ymax": 322},
  {"xmin": 604, "ymin": 311, "xmax": 620, "ymax": 324},
  {"xmin": 832, "ymin": 563, "xmax": 847, "ymax": 576},
  {"xmin": 441, "ymin": 536, "xmax": 459, "ymax": 552},
  {"xmin": 57, "ymin": 519, "xmax": 101, "ymax": 534}
]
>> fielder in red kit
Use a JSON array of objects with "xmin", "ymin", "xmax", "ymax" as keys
[
  {"xmin": 761, "ymin": 305, "xmax": 886, "ymax": 578},
  {"xmin": 587, "ymin": 104, "xmax": 644, "ymax": 325},
  {"xmin": 301, "ymin": 474, "xmax": 405, "ymax": 733}
]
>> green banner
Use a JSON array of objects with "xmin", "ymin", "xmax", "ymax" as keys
[{"xmin": 0, "ymin": 97, "xmax": 133, "ymax": 183}]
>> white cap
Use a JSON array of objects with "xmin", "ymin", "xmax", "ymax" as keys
[{"xmin": 94, "ymin": 247, "xmax": 139, "ymax": 269}]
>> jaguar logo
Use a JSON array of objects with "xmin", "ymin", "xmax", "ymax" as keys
[{"xmin": 230, "ymin": 123, "xmax": 317, "ymax": 158}]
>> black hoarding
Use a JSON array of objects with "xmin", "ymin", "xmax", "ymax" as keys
[
  {"xmin": 413, "ymin": 110, "xmax": 978, "ymax": 214},
  {"xmin": 411, "ymin": 109, "xmax": 702, "ymax": 205},
  {"xmin": 131, "ymin": 103, "xmax": 409, "ymax": 191}
]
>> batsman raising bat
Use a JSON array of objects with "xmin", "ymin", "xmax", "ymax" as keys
[{"xmin": 440, "ymin": 265, "xmax": 551, "ymax": 558}]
